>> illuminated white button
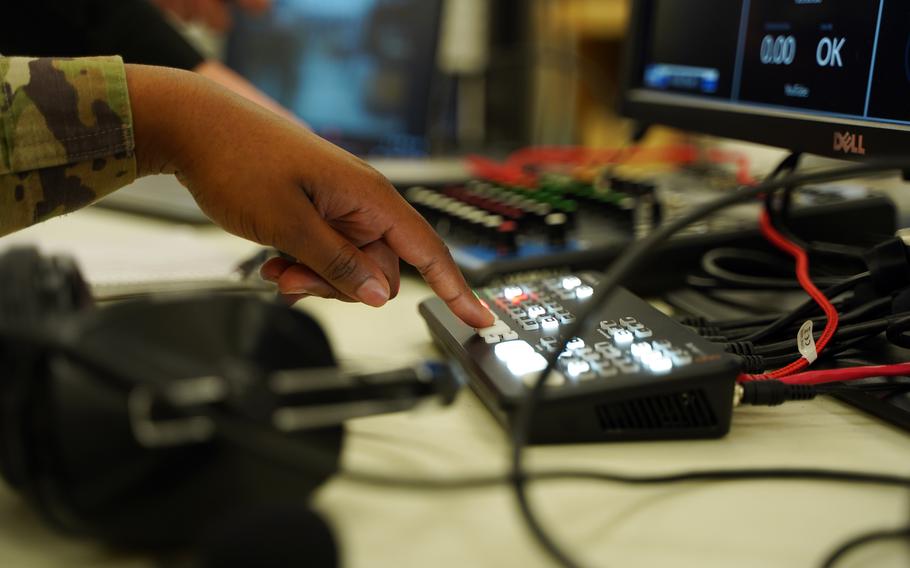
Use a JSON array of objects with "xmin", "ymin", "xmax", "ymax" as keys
[
  {"xmin": 648, "ymin": 356, "xmax": 673, "ymax": 374},
  {"xmin": 476, "ymin": 320, "xmax": 511, "ymax": 337},
  {"xmin": 494, "ymin": 340, "xmax": 535, "ymax": 362},
  {"xmin": 613, "ymin": 329, "xmax": 634, "ymax": 345},
  {"xmin": 508, "ymin": 352, "xmax": 549, "ymax": 377},
  {"xmin": 494, "ymin": 340, "xmax": 552, "ymax": 378},
  {"xmin": 526, "ymin": 305, "xmax": 546, "ymax": 318},
  {"xmin": 540, "ymin": 316, "xmax": 560, "ymax": 331},
  {"xmin": 503, "ymin": 286, "xmax": 524, "ymax": 300},
  {"xmin": 642, "ymin": 351, "xmax": 664, "ymax": 366},
  {"xmin": 566, "ymin": 359, "xmax": 591, "ymax": 378},
  {"xmin": 566, "ymin": 337, "xmax": 586, "ymax": 350},
  {"xmin": 575, "ymin": 285, "xmax": 594, "ymax": 299},
  {"xmin": 561, "ymin": 276, "xmax": 582, "ymax": 290},
  {"xmin": 630, "ymin": 342, "xmax": 653, "ymax": 359}
]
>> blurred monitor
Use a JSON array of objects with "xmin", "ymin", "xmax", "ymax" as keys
[
  {"xmin": 621, "ymin": 0, "xmax": 910, "ymax": 158},
  {"xmin": 226, "ymin": 0, "xmax": 443, "ymax": 157}
]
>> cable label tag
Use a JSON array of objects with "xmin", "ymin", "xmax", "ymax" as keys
[{"xmin": 797, "ymin": 320, "xmax": 817, "ymax": 364}]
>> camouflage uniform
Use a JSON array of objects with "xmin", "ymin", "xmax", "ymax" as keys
[{"xmin": 0, "ymin": 55, "xmax": 136, "ymax": 236}]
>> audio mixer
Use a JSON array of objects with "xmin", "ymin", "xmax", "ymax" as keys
[{"xmin": 405, "ymin": 170, "xmax": 896, "ymax": 292}]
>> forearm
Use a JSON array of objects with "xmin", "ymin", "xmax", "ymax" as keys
[
  {"xmin": 0, "ymin": 56, "xmax": 136, "ymax": 236},
  {"xmin": 126, "ymin": 61, "xmax": 312, "ymax": 186},
  {"xmin": 125, "ymin": 63, "xmax": 282, "ymax": 179}
]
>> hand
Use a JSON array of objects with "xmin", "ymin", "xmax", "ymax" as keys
[
  {"xmin": 126, "ymin": 65, "xmax": 493, "ymax": 328},
  {"xmin": 152, "ymin": 0, "xmax": 270, "ymax": 32}
]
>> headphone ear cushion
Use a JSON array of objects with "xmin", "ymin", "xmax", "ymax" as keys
[
  {"xmin": 0, "ymin": 247, "xmax": 92, "ymax": 324},
  {"xmin": 47, "ymin": 255, "xmax": 93, "ymax": 314},
  {"xmin": 0, "ymin": 247, "xmax": 92, "ymax": 498}
]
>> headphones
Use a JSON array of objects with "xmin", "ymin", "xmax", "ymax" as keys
[{"xmin": 0, "ymin": 247, "xmax": 344, "ymax": 552}]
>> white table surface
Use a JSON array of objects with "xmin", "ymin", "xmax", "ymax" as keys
[{"xmin": 0, "ymin": 206, "xmax": 908, "ymax": 568}]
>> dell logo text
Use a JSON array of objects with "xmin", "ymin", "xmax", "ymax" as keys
[{"xmin": 833, "ymin": 131, "xmax": 866, "ymax": 155}]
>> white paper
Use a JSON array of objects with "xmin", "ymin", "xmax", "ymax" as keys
[{"xmin": 0, "ymin": 208, "xmax": 267, "ymax": 299}]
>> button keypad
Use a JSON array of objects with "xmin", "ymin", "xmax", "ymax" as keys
[{"xmin": 475, "ymin": 275, "xmax": 696, "ymax": 390}]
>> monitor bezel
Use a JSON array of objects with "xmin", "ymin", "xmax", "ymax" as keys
[{"xmin": 619, "ymin": 0, "xmax": 910, "ymax": 159}]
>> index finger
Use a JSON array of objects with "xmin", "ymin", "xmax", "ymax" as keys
[{"xmin": 383, "ymin": 204, "xmax": 493, "ymax": 328}]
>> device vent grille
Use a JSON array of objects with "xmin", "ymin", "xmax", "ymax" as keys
[{"xmin": 595, "ymin": 390, "xmax": 717, "ymax": 432}]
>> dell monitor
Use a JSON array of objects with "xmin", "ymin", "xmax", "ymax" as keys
[
  {"xmin": 621, "ymin": 0, "xmax": 910, "ymax": 432},
  {"xmin": 620, "ymin": 0, "xmax": 910, "ymax": 159}
]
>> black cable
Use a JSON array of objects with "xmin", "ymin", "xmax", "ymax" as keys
[
  {"xmin": 764, "ymin": 153, "xmax": 809, "ymax": 249},
  {"xmin": 841, "ymin": 296, "xmax": 895, "ymax": 325},
  {"xmin": 209, "ymin": 406, "xmax": 910, "ymax": 491},
  {"xmin": 754, "ymin": 313, "xmax": 910, "ymax": 356},
  {"xmin": 739, "ymin": 296, "xmax": 893, "ymax": 351},
  {"xmin": 514, "ymin": 159, "xmax": 910, "ymax": 568},
  {"xmin": 738, "ymin": 273, "xmax": 870, "ymax": 343},
  {"xmin": 693, "ymin": 313, "xmax": 803, "ymax": 331},
  {"xmin": 722, "ymin": 296, "xmax": 870, "ymax": 341},
  {"xmin": 758, "ymin": 334, "xmax": 890, "ymax": 370},
  {"xmin": 741, "ymin": 300, "xmax": 890, "ymax": 347},
  {"xmin": 886, "ymin": 316, "xmax": 910, "ymax": 349},
  {"xmin": 820, "ymin": 526, "xmax": 910, "ymax": 568},
  {"xmin": 695, "ymin": 247, "xmax": 845, "ymax": 290},
  {"xmin": 816, "ymin": 377, "xmax": 910, "ymax": 395},
  {"xmin": 739, "ymin": 381, "xmax": 819, "ymax": 406},
  {"xmin": 683, "ymin": 294, "xmax": 859, "ymax": 333}
]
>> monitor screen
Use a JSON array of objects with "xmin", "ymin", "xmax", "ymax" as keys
[
  {"xmin": 621, "ymin": 0, "xmax": 910, "ymax": 158},
  {"xmin": 226, "ymin": 0, "xmax": 442, "ymax": 157}
]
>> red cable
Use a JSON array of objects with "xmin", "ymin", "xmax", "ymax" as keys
[
  {"xmin": 742, "ymin": 210, "xmax": 840, "ymax": 381},
  {"xmin": 465, "ymin": 144, "xmax": 750, "ymax": 187},
  {"xmin": 772, "ymin": 362, "xmax": 910, "ymax": 386}
]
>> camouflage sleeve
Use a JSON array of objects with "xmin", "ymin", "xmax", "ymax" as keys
[{"xmin": 0, "ymin": 55, "xmax": 137, "ymax": 237}]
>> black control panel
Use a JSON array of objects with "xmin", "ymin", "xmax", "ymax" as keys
[{"xmin": 420, "ymin": 272, "xmax": 741, "ymax": 444}]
